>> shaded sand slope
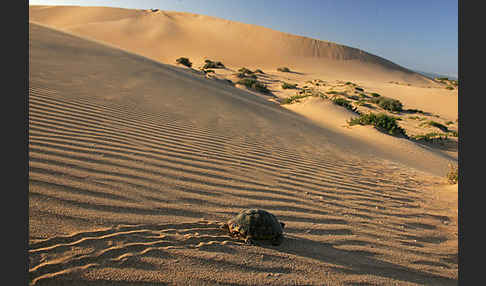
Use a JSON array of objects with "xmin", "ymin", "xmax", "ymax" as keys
[
  {"xmin": 29, "ymin": 5, "xmax": 435, "ymax": 85},
  {"xmin": 29, "ymin": 23, "xmax": 457, "ymax": 285}
]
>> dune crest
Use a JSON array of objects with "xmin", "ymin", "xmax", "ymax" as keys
[{"xmin": 29, "ymin": 5, "xmax": 434, "ymax": 85}]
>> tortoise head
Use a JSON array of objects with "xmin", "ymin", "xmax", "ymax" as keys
[{"xmin": 280, "ymin": 222, "xmax": 285, "ymax": 229}]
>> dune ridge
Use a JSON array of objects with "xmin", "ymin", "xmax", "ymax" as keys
[{"xmin": 29, "ymin": 5, "xmax": 435, "ymax": 85}]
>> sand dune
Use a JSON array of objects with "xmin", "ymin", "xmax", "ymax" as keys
[
  {"xmin": 29, "ymin": 5, "xmax": 437, "ymax": 86},
  {"xmin": 28, "ymin": 20, "xmax": 457, "ymax": 285}
]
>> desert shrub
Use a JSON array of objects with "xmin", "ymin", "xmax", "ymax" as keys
[
  {"xmin": 448, "ymin": 130, "xmax": 458, "ymax": 137},
  {"xmin": 282, "ymin": 82, "xmax": 298, "ymax": 89},
  {"xmin": 254, "ymin": 69, "xmax": 265, "ymax": 74},
  {"xmin": 277, "ymin": 67, "xmax": 291, "ymax": 72},
  {"xmin": 446, "ymin": 121, "xmax": 454, "ymax": 125},
  {"xmin": 236, "ymin": 67, "xmax": 257, "ymax": 79},
  {"xmin": 425, "ymin": 121, "xmax": 449, "ymax": 132},
  {"xmin": 203, "ymin": 59, "xmax": 225, "ymax": 69},
  {"xmin": 236, "ymin": 78, "xmax": 269, "ymax": 93},
  {"xmin": 355, "ymin": 87, "xmax": 364, "ymax": 92},
  {"xmin": 437, "ymin": 77, "xmax": 449, "ymax": 81},
  {"xmin": 236, "ymin": 72, "xmax": 257, "ymax": 79},
  {"xmin": 345, "ymin": 81, "xmax": 354, "ymax": 85},
  {"xmin": 370, "ymin": 92, "xmax": 381, "ymax": 97},
  {"xmin": 446, "ymin": 163, "xmax": 458, "ymax": 184},
  {"xmin": 412, "ymin": 132, "xmax": 447, "ymax": 142},
  {"xmin": 176, "ymin": 57, "xmax": 192, "ymax": 68},
  {"xmin": 347, "ymin": 95, "xmax": 360, "ymax": 101},
  {"xmin": 282, "ymin": 94, "xmax": 310, "ymax": 104},
  {"xmin": 204, "ymin": 69, "xmax": 215, "ymax": 73},
  {"xmin": 238, "ymin": 67, "xmax": 253, "ymax": 74},
  {"xmin": 370, "ymin": 96, "xmax": 403, "ymax": 112},
  {"xmin": 406, "ymin": 108, "xmax": 425, "ymax": 114},
  {"xmin": 327, "ymin": 91, "xmax": 346, "ymax": 96},
  {"xmin": 446, "ymin": 86, "xmax": 454, "ymax": 90},
  {"xmin": 332, "ymin": 98, "xmax": 358, "ymax": 113},
  {"xmin": 357, "ymin": 102, "xmax": 374, "ymax": 108},
  {"xmin": 349, "ymin": 112, "xmax": 406, "ymax": 136}
]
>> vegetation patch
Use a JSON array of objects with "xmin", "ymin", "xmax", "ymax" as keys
[
  {"xmin": 327, "ymin": 91, "xmax": 347, "ymax": 96},
  {"xmin": 370, "ymin": 93, "xmax": 381, "ymax": 97},
  {"xmin": 277, "ymin": 67, "xmax": 291, "ymax": 72},
  {"xmin": 236, "ymin": 78, "xmax": 269, "ymax": 93},
  {"xmin": 349, "ymin": 112, "xmax": 406, "ymax": 136},
  {"xmin": 411, "ymin": 132, "xmax": 448, "ymax": 142},
  {"xmin": 422, "ymin": 120, "xmax": 449, "ymax": 132},
  {"xmin": 332, "ymin": 98, "xmax": 358, "ymax": 113},
  {"xmin": 370, "ymin": 96, "xmax": 403, "ymax": 112},
  {"xmin": 355, "ymin": 87, "xmax": 364, "ymax": 92},
  {"xmin": 283, "ymin": 88, "xmax": 327, "ymax": 104},
  {"xmin": 282, "ymin": 94, "xmax": 311, "ymax": 104},
  {"xmin": 254, "ymin": 69, "xmax": 265, "ymax": 74},
  {"xmin": 446, "ymin": 162, "xmax": 458, "ymax": 184},
  {"xmin": 448, "ymin": 130, "xmax": 458, "ymax": 137},
  {"xmin": 203, "ymin": 59, "xmax": 225, "ymax": 69},
  {"xmin": 176, "ymin": 57, "xmax": 192, "ymax": 68},
  {"xmin": 281, "ymin": 82, "xmax": 298, "ymax": 89},
  {"xmin": 405, "ymin": 108, "xmax": 425, "ymax": 114},
  {"xmin": 236, "ymin": 67, "xmax": 257, "ymax": 79}
]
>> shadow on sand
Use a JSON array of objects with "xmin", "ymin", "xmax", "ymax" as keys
[{"xmin": 270, "ymin": 235, "xmax": 456, "ymax": 285}]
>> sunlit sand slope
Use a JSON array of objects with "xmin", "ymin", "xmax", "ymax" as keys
[{"xmin": 29, "ymin": 23, "xmax": 457, "ymax": 285}]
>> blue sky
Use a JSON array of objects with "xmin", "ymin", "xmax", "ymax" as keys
[{"xmin": 30, "ymin": 0, "xmax": 458, "ymax": 78}]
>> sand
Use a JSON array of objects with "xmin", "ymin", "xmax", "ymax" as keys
[{"xmin": 29, "ymin": 5, "xmax": 458, "ymax": 285}]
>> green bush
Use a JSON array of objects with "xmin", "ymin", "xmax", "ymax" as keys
[
  {"xmin": 236, "ymin": 67, "xmax": 256, "ymax": 79},
  {"xmin": 446, "ymin": 163, "xmax": 458, "ymax": 184},
  {"xmin": 236, "ymin": 72, "xmax": 257, "ymax": 79},
  {"xmin": 332, "ymin": 98, "xmax": 357, "ymax": 113},
  {"xmin": 176, "ymin": 57, "xmax": 192, "ymax": 68},
  {"xmin": 448, "ymin": 130, "xmax": 458, "ymax": 137},
  {"xmin": 370, "ymin": 96, "xmax": 403, "ymax": 112},
  {"xmin": 412, "ymin": 132, "xmax": 447, "ymax": 142},
  {"xmin": 203, "ymin": 59, "xmax": 225, "ymax": 69},
  {"xmin": 327, "ymin": 91, "xmax": 347, "ymax": 96},
  {"xmin": 282, "ymin": 94, "xmax": 310, "ymax": 104},
  {"xmin": 254, "ymin": 69, "xmax": 265, "ymax": 74},
  {"xmin": 370, "ymin": 93, "xmax": 381, "ymax": 97},
  {"xmin": 424, "ymin": 121, "xmax": 449, "ymax": 132},
  {"xmin": 349, "ymin": 112, "xmax": 406, "ymax": 136},
  {"xmin": 282, "ymin": 82, "xmax": 298, "ymax": 89},
  {"xmin": 277, "ymin": 67, "xmax": 291, "ymax": 72},
  {"xmin": 355, "ymin": 87, "xmax": 364, "ymax": 92},
  {"xmin": 238, "ymin": 67, "xmax": 253, "ymax": 74},
  {"xmin": 236, "ymin": 78, "xmax": 269, "ymax": 93},
  {"xmin": 406, "ymin": 108, "xmax": 425, "ymax": 114}
]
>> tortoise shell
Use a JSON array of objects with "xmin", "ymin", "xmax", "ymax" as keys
[{"xmin": 222, "ymin": 209, "xmax": 285, "ymax": 245}]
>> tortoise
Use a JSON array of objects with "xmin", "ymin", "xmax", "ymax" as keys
[{"xmin": 220, "ymin": 209, "xmax": 285, "ymax": 246}]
